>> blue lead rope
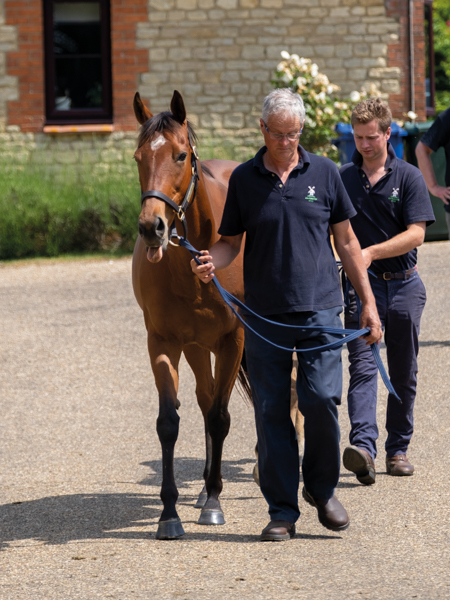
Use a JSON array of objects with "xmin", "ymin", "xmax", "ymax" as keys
[{"xmin": 179, "ymin": 238, "xmax": 399, "ymax": 401}]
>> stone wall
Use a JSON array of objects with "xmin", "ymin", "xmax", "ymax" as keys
[
  {"xmin": 0, "ymin": 0, "xmax": 18, "ymax": 128},
  {"xmin": 136, "ymin": 0, "xmax": 404, "ymax": 155}
]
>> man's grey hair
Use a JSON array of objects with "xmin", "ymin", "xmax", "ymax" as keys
[{"xmin": 262, "ymin": 88, "xmax": 306, "ymax": 124}]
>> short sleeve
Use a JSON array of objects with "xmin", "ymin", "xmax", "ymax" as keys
[
  {"xmin": 402, "ymin": 172, "xmax": 435, "ymax": 227},
  {"xmin": 218, "ymin": 169, "xmax": 245, "ymax": 236},
  {"xmin": 329, "ymin": 166, "xmax": 357, "ymax": 224},
  {"xmin": 421, "ymin": 108, "xmax": 450, "ymax": 153}
]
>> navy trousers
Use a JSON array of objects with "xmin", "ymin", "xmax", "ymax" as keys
[
  {"xmin": 345, "ymin": 271, "xmax": 426, "ymax": 459},
  {"xmin": 244, "ymin": 307, "xmax": 343, "ymax": 524}
]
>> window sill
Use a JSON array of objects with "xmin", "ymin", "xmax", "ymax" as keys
[{"xmin": 43, "ymin": 124, "xmax": 115, "ymax": 134}]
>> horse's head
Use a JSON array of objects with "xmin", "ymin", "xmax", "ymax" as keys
[{"xmin": 134, "ymin": 90, "xmax": 198, "ymax": 263}]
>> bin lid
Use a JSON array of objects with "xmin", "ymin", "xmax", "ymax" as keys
[{"xmin": 335, "ymin": 122, "xmax": 407, "ymax": 137}]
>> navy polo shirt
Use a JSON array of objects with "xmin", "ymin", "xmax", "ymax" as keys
[
  {"xmin": 421, "ymin": 107, "xmax": 450, "ymax": 213},
  {"xmin": 339, "ymin": 143, "xmax": 435, "ymax": 275},
  {"xmin": 218, "ymin": 145, "xmax": 356, "ymax": 316}
]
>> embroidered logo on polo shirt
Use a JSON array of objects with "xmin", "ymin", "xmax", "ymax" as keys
[
  {"xmin": 388, "ymin": 187, "xmax": 400, "ymax": 202},
  {"xmin": 305, "ymin": 186, "xmax": 318, "ymax": 202}
]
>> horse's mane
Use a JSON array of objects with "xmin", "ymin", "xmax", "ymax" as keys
[{"xmin": 138, "ymin": 111, "xmax": 198, "ymax": 148}]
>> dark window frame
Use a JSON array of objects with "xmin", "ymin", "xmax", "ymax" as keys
[
  {"xmin": 43, "ymin": 0, "xmax": 113, "ymax": 125},
  {"xmin": 425, "ymin": 0, "xmax": 435, "ymax": 116}
]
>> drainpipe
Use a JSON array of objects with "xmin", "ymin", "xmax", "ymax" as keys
[{"xmin": 409, "ymin": 0, "xmax": 415, "ymax": 113}]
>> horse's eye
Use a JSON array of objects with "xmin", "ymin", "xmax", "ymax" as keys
[{"xmin": 176, "ymin": 152, "xmax": 187, "ymax": 162}]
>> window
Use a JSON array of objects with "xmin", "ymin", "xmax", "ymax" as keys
[{"xmin": 43, "ymin": 0, "xmax": 112, "ymax": 124}]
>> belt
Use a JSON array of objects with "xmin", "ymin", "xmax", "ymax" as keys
[{"xmin": 375, "ymin": 267, "xmax": 416, "ymax": 281}]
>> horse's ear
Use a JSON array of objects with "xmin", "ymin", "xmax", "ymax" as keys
[
  {"xmin": 133, "ymin": 92, "xmax": 153, "ymax": 124},
  {"xmin": 170, "ymin": 90, "xmax": 187, "ymax": 124}
]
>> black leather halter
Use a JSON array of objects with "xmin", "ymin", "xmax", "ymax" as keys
[{"xmin": 140, "ymin": 131, "xmax": 200, "ymax": 241}]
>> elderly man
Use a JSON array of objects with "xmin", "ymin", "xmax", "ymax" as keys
[
  {"xmin": 191, "ymin": 89, "xmax": 381, "ymax": 541},
  {"xmin": 340, "ymin": 99, "xmax": 435, "ymax": 485}
]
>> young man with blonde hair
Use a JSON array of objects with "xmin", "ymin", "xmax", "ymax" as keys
[{"xmin": 340, "ymin": 98, "xmax": 435, "ymax": 484}]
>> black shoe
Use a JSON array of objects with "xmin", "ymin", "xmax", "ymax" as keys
[
  {"xmin": 302, "ymin": 487, "xmax": 349, "ymax": 531},
  {"xmin": 260, "ymin": 520, "xmax": 295, "ymax": 541},
  {"xmin": 343, "ymin": 445, "xmax": 376, "ymax": 485}
]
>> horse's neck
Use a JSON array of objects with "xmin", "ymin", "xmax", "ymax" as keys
[{"xmin": 184, "ymin": 175, "xmax": 220, "ymax": 250}]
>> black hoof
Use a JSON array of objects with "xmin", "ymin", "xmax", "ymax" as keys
[
  {"xmin": 155, "ymin": 518, "xmax": 185, "ymax": 540},
  {"xmin": 195, "ymin": 488, "xmax": 208, "ymax": 509},
  {"xmin": 197, "ymin": 508, "xmax": 225, "ymax": 526}
]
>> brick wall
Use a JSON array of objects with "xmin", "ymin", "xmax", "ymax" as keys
[
  {"xmin": 385, "ymin": 0, "xmax": 426, "ymax": 120},
  {"xmin": 1, "ymin": 0, "xmax": 149, "ymax": 133}
]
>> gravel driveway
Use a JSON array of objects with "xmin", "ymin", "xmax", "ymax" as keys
[{"xmin": 1, "ymin": 242, "xmax": 449, "ymax": 599}]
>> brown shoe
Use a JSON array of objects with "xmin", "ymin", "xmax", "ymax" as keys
[
  {"xmin": 260, "ymin": 520, "xmax": 295, "ymax": 541},
  {"xmin": 343, "ymin": 445, "xmax": 376, "ymax": 485},
  {"xmin": 386, "ymin": 454, "xmax": 414, "ymax": 476},
  {"xmin": 302, "ymin": 487, "xmax": 349, "ymax": 531}
]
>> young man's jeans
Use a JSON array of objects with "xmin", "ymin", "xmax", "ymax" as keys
[
  {"xmin": 345, "ymin": 272, "xmax": 426, "ymax": 459},
  {"xmin": 244, "ymin": 307, "xmax": 343, "ymax": 524}
]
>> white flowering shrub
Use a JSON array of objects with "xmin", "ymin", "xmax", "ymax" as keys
[{"xmin": 272, "ymin": 52, "xmax": 360, "ymax": 162}]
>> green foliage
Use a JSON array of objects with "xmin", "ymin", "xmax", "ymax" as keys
[
  {"xmin": 432, "ymin": 0, "xmax": 450, "ymax": 114},
  {"xmin": 0, "ymin": 165, "xmax": 140, "ymax": 260},
  {"xmin": 271, "ymin": 52, "xmax": 360, "ymax": 162}
]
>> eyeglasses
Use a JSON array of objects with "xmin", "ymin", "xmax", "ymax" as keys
[{"xmin": 263, "ymin": 122, "xmax": 302, "ymax": 142}]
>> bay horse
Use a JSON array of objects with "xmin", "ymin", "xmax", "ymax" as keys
[{"xmin": 131, "ymin": 90, "xmax": 251, "ymax": 539}]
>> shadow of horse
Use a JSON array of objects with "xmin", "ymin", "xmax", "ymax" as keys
[{"xmin": 1, "ymin": 458, "xmax": 280, "ymax": 551}]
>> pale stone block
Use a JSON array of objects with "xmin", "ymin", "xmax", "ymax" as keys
[
  {"xmin": 362, "ymin": 58, "xmax": 383, "ymax": 67},
  {"xmin": 285, "ymin": 0, "xmax": 318, "ymax": 5},
  {"xmin": 266, "ymin": 45, "xmax": 289, "ymax": 59},
  {"xmin": 197, "ymin": 71, "xmax": 221, "ymax": 83},
  {"xmin": 367, "ymin": 23, "xmax": 397, "ymax": 35},
  {"xmin": 319, "ymin": 0, "xmax": 340, "ymax": 5},
  {"xmin": 353, "ymin": 44, "xmax": 370, "ymax": 57},
  {"xmin": 371, "ymin": 43, "xmax": 387, "ymax": 58},
  {"xmin": 330, "ymin": 7, "xmax": 350, "ymax": 17},
  {"xmin": 240, "ymin": 0, "xmax": 259, "ymax": 8},
  {"xmin": 183, "ymin": 83, "xmax": 203, "ymax": 95},
  {"xmin": 314, "ymin": 45, "xmax": 335, "ymax": 58},
  {"xmin": 217, "ymin": 46, "xmax": 240, "ymax": 59},
  {"xmin": 149, "ymin": 11, "xmax": 167, "ymax": 21},
  {"xmin": 231, "ymin": 83, "xmax": 250, "ymax": 94},
  {"xmin": 367, "ymin": 6, "xmax": 385, "ymax": 16},
  {"xmin": 368, "ymin": 67, "xmax": 401, "ymax": 79},
  {"xmin": 149, "ymin": 48, "xmax": 167, "ymax": 61},
  {"xmin": 228, "ymin": 10, "xmax": 250, "ymax": 17},
  {"xmin": 325, "ymin": 58, "xmax": 344, "ymax": 68},
  {"xmin": 381, "ymin": 79, "xmax": 400, "ymax": 94},
  {"xmin": 224, "ymin": 113, "xmax": 245, "ymax": 128},
  {"xmin": 250, "ymin": 8, "xmax": 276, "ymax": 17},
  {"xmin": 261, "ymin": 0, "xmax": 282, "ymax": 7},
  {"xmin": 317, "ymin": 25, "xmax": 335, "ymax": 35},
  {"xmin": 168, "ymin": 10, "xmax": 187, "ymax": 20},
  {"xmin": 226, "ymin": 60, "xmax": 252, "ymax": 70},
  {"xmin": 349, "ymin": 23, "xmax": 367, "ymax": 35},
  {"xmin": 343, "ymin": 58, "xmax": 362, "ymax": 68},
  {"xmin": 169, "ymin": 71, "xmax": 196, "ymax": 83},
  {"xmin": 221, "ymin": 71, "xmax": 240, "ymax": 82},
  {"xmin": 199, "ymin": 0, "xmax": 214, "ymax": 7},
  {"xmin": 242, "ymin": 45, "xmax": 265, "ymax": 60},
  {"xmin": 349, "ymin": 68, "xmax": 367, "ymax": 80},
  {"xmin": 241, "ymin": 69, "xmax": 271, "ymax": 82},
  {"xmin": 192, "ymin": 46, "xmax": 216, "ymax": 59},
  {"xmin": 176, "ymin": 0, "xmax": 197, "ymax": 8},
  {"xmin": 280, "ymin": 8, "xmax": 307, "ymax": 17},
  {"xmin": 204, "ymin": 60, "xmax": 226, "ymax": 70},
  {"xmin": 136, "ymin": 27, "xmax": 159, "ymax": 38},
  {"xmin": 155, "ymin": 39, "xmax": 179, "ymax": 47},
  {"xmin": 208, "ymin": 9, "xmax": 226, "ymax": 18},
  {"xmin": 204, "ymin": 83, "xmax": 230, "ymax": 96},
  {"xmin": 309, "ymin": 7, "xmax": 327, "ymax": 17},
  {"xmin": 199, "ymin": 113, "xmax": 224, "ymax": 128},
  {"xmin": 168, "ymin": 46, "xmax": 192, "ymax": 60},
  {"xmin": 149, "ymin": 0, "xmax": 174, "ymax": 9},
  {"xmin": 217, "ymin": 0, "xmax": 238, "ymax": 8}
]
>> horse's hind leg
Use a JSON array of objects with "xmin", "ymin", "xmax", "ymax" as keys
[
  {"xmin": 183, "ymin": 345, "xmax": 214, "ymax": 509},
  {"xmin": 198, "ymin": 329, "xmax": 244, "ymax": 526},
  {"xmin": 147, "ymin": 333, "xmax": 184, "ymax": 540}
]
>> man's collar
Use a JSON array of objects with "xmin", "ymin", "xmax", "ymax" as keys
[
  {"xmin": 254, "ymin": 145, "xmax": 311, "ymax": 173},
  {"xmin": 351, "ymin": 141, "xmax": 396, "ymax": 171}
]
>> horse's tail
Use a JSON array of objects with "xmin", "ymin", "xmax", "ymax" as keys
[{"xmin": 235, "ymin": 349, "xmax": 253, "ymax": 405}]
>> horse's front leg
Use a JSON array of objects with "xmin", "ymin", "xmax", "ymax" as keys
[
  {"xmin": 198, "ymin": 329, "xmax": 244, "ymax": 526},
  {"xmin": 148, "ymin": 333, "xmax": 183, "ymax": 539},
  {"xmin": 183, "ymin": 344, "xmax": 214, "ymax": 510}
]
